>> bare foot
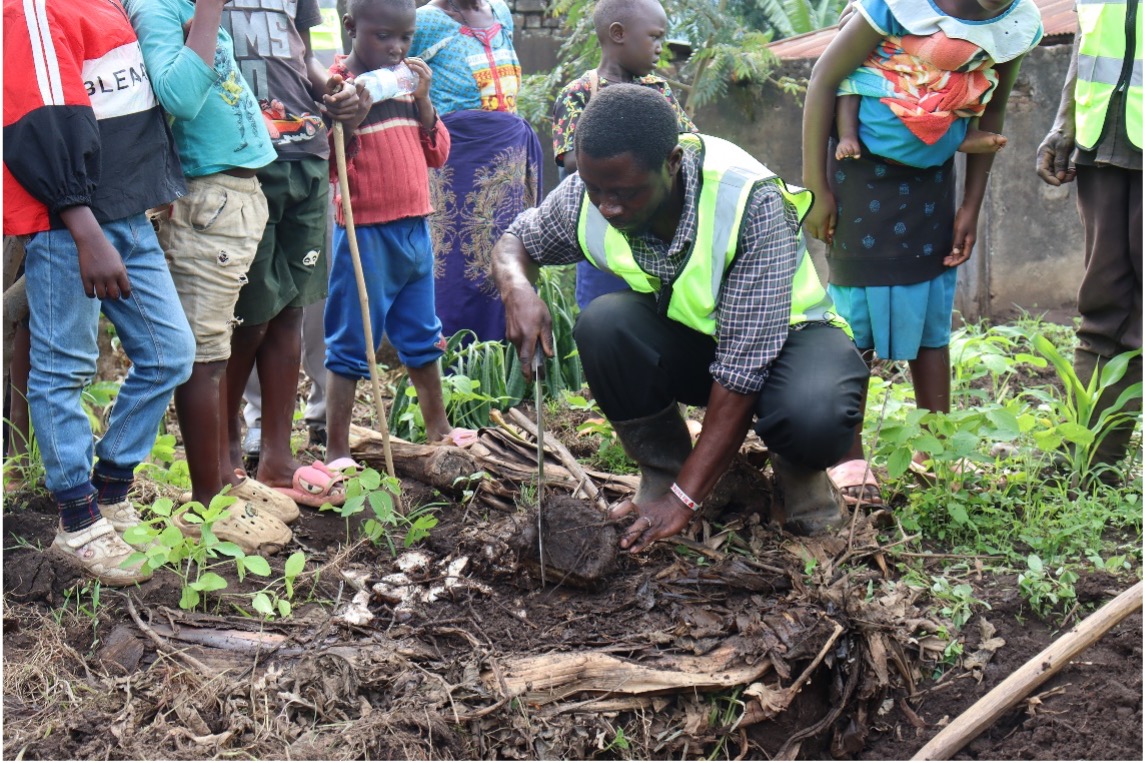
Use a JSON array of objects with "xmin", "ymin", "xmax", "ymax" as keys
[
  {"xmin": 835, "ymin": 135, "xmax": 862, "ymax": 161},
  {"xmin": 959, "ymin": 129, "xmax": 1007, "ymax": 154}
]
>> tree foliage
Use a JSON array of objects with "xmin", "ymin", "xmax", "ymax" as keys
[{"xmin": 518, "ymin": 0, "xmax": 842, "ymax": 130}]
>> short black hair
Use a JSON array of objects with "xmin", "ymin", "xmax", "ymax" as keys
[
  {"xmin": 575, "ymin": 83, "xmax": 679, "ymax": 171},
  {"xmin": 347, "ymin": 0, "xmax": 415, "ymax": 19},
  {"xmin": 592, "ymin": 0, "xmax": 662, "ymax": 39}
]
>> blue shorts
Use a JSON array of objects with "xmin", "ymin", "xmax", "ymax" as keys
[
  {"xmin": 828, "ymin": 268, "xmax": 958, "ymax": 361},
  {"xmin": 324, "ymin": 217, "xmax": 445, "ymax": 380}
]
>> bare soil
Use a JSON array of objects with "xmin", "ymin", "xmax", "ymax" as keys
[{"xmin": 2, "ymin": 426, "xmax": 1141, "ymax": 760}]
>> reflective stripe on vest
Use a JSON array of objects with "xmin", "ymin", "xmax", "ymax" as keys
[
  {"xmin": 576, "ymin": 133, "xmax": 851, "ymax": 338},
  {"xmin": 1075, "ymin": 0, "xmax": 1143, "ymax": 150}
]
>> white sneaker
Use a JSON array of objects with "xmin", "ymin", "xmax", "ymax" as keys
[
  {"xmin": 52, "ymin": 518, "xmax": 152, "ymax": 586},
  {"xmin": 98, "ymin": 499, "xmax": 142, "ymax": 534}
]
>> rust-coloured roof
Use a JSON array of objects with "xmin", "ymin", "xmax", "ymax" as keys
[{"xmin": 768, "ymin": 0, "xmax": 1077, "ymax": 61}]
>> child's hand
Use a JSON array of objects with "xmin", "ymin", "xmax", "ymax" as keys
[
  {"xmin": 323, "ymin": 75, "xmax": 365, "ymax": 125},
  {"xmin": 58, "ymin": 205, "xmax": 131, "ymax": 299},
  {"xmin": 405, "ymin": 57, "xmax": 433, "ymax": 100},
  {"xmin": 803, "ymin": 192, "xmax": 837, "ymax": 246},
  {"xmin": 78, "ymin": 235, "xmax": 131, "ymax": 300},
  {"xmin": 946, "ymin": 205, "xmax": 978, "ymax": 267}
]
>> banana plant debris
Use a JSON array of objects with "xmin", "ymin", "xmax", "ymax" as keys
[{"xmin": 4, "ymin": 415, "xmax": 960, "ymax": 760}]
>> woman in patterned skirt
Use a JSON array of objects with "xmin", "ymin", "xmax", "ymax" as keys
[{"xmin": 411, "ymin": 0, "xmax": 543, "ymax": 342}]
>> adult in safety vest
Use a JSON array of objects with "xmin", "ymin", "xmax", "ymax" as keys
[
  {"xmin": 1036, "ymin": 0, "xmax": 1142, "ymax": 483},
  {"xmin": 492, "ymin": 84, "xmax": 871, "ymax": 552}
]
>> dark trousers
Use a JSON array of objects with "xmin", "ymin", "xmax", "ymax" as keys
[
  {"xmin": 574, "ymin": 291, "xmax": 870, "ymax": 470},
  {"xmin": 1076, "ymin": 164, "xmax": 1142, "ymax": 357}
]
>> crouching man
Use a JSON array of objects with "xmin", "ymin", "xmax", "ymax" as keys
[{"xmin": 492, "ymin": 84, "xmax": 870, "ymax": 552}]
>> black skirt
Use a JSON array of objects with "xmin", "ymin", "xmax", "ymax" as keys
[{"xmin": 826, "ymin": 141, "xmax": 956, "ymax": 288}]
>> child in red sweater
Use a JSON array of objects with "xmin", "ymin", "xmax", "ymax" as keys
[{"xmin": 322, "ymin": 0, "xmax": 473, "ymax": 474}]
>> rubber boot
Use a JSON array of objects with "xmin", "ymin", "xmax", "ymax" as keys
[
  {"xmin": 611, "ymin": 403, "xmax": 694, "ymax": 505},
  {"xmin": 1074, "ymin": 349, "xmax": 1143, "ymax": 484},
  {"xmin": 770, "ymin": 454, "xmax": 845, "ymax": 536}
]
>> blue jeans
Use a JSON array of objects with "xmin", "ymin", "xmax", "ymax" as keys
[{"xmin": 24, "ymin": 213, "xmax": 195, "ymax": 500}]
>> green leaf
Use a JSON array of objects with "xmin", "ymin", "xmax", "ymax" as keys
[
  {"xmin": 948, "ymin": 504, "xmax": 970, "ymax": 525},
  {"xmin": 1057, "ymin": 422, "xmax": 1096, "ymax": 446},
  {"xmin": 914, "ymin": 433, "xmax": 944, "ymax": 456},
  {"xmin": 179, "ymin": 586, "xmax": 201, "ymax": 610},
  {"xmin": 159, "ymin": 525, "xmax": 185, "ymax": 547},
  {"xmin": 368, "ymin": 490, "xmax": 395, "ymax": 521},
  {"xmin": 123, "ymin": 525, "xmax": 155, "ymax": 545},
  {"xmin": 214, "ymin": 541, "xmax": 245, "ymax": 558},
  {"xmin": 284, "ymin": 551, "xmax": 306, "ymax": 579},
  {"xmin": 1027, "ymin": 554, "xmax": 1044, "ymax": 574},
  {"xmin": 887, "ymin": 447, "xmax": 913, "ymax": 478},
  {"xmin": 251, "ymin": 592, "xmax": 274, "ymax": 617},
  {"xmin": 360, "ymin": 469, "xmax": 382, "ymax": 492},
  {"xmin": 195, "ymin": 571, "xmax": 228, "ymax": 592},
  {"xmin": 339, "ymin": 494, "xmax": 366, "ymax": 517},
  {"xmin": 243, "ymin": 555, "xmax": 272, "ymax": 577},
  {"xmin": 277, "ymin": 599, "xmax": 292, "ymax": 618},
  {"xmin": 985, "ymin": 408, "xmax": 1021, "ymax": 439}
]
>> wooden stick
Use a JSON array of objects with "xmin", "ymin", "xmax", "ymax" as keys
[
  {"xmin": 332, "ymin": 121, "xmax": 395, "ymax": 481},
  {"xmin": 507, "ymin": 407, "xmax": 609, "ymax": 512},
  {"xmin": 912, "ymin": 580, "xmax": 1143, "ymax": 760}
]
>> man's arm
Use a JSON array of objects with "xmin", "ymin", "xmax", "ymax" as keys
[
  {"xmin": 493, "ymin": 178, "xmax": 590, "ymax": 371},
  {"xmin": 1037, "ymin": 32, "xmax": 1081, "ymax": 186},
  {"xmin": 612, "ymin": 384, "xmax": 755, "ymax": 553},
  {"xmin": 612, "ymin": 186, "xmax": 799, "ymax": 552},
  {"xmin": 492, "ymin": 232, "xmax": 550, "ymax": 374}
]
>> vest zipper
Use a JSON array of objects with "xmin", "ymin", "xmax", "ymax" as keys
[{"xmin": 1116, "ymin": 0, "xmax": 1139, "ymax": 93}]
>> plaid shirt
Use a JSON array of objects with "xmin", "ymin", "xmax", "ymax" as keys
[{"xmin": 506, "ymin": 143, "xmax": 800, "ymax": 395}]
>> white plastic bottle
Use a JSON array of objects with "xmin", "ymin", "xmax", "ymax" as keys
[{"xmin": 355, "ymin": 62, "xmax": 420, "ymax": 102}]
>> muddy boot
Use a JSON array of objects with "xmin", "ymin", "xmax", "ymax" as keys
[
  {"xmin": 1075, "ymin": 349, "xmax": 1143, "ymax": 484},
  {"xmin": 771, "ymin": 454, "xmax": 845, "ymax": 536},
  {"xmin": 611, "ymin": 403, "xmax": 694, "ymax": 505}
]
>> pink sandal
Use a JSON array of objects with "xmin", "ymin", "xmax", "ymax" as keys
[
  {"xmin": 271, "ymin": 462, "xmax": 347, "ymax": 508},
  {"xmin": 434, "ymin": 428, "xmax": 479, "ymax": 448},
  {"xmin": 826, "ymin": 459, "xmax": 883, "ymax": 507}
]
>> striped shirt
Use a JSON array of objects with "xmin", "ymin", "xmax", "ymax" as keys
[
  {"xmin": 329, "ymin": 57, "xmax": 450, "ymax": 226},
  {"xmin": 506, "ymin": 143, "xmax": 802, "ymax": 395}
]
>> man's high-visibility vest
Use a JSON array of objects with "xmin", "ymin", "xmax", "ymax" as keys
[
  {"xmin": 1075, "ymin": 0, "xmax": 1142, "ymax": 150},
  {"xmin": 575, "ymin": 133, "xmax": 851, "ymax": 338}
]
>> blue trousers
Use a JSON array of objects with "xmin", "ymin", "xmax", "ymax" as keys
[{"xmin": 24, "ymin": 213, "xmax": 195, "ymax": 500}]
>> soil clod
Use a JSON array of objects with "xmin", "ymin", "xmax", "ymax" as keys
[{"xmin": 516, "ymin": 495, "xmax": 619, "ymax": 589}]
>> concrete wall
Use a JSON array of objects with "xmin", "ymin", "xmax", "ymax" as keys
[{"xmin": 689, "ymin": 43, "xmax": 1085, "ymax": 323}]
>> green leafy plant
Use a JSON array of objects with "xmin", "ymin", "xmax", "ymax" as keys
[
  {"xmin": 56, "ymin": 580, "xmax": 103, "ymax": 650},
  {"xmin": 134, "ymin": 432, "xmax": 191, "ymax": 489},
  {"xmin": 1024, "ymin": 339, "xmax": 1142, "ymax": 481},
  {"xmin": 81, "ymin": 379, "xmax": 122, "ymax": 435},
  {"xmin": 248, "ymin": 551, "xmax": 308, "ymax": 621},
  {"xmin": 123, "ymin": 496, "xmax": 274, "ymax": 611},
  {"xmin": 389, "ymin": 268, "xmax": 584, "ymax": 440},
  {"xmin": 322, "ymin": 467, "xmax": 439, "ymax": 553},
  {"xmin": 927, "ymin": 576, "xmax": 987, "ymax": 630},
  {"xmin": 1018, "ymin": 554, "xmax": 1079, "ymax": 621}
]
